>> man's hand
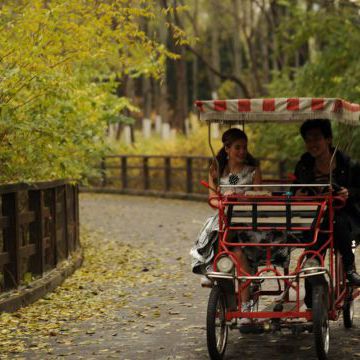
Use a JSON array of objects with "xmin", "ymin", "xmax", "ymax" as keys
[
  {"xmin": 295, "ymin": 186, "xmax": 318, "ymax": 196},
  {"xmin": 295, "ymin": 188, "xmax": 309, "ymax": 196},
  {"xmin": 223, "ymin": 190, "xmax": 236, "ymax": 196},
  {"xmin": 337, "ymin": 187, "xmax": 349, "ymax": 200}
]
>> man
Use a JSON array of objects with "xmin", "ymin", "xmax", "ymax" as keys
[{"xmin": 294, "ymin": 118, "xmax": 360, "ymax": 286}]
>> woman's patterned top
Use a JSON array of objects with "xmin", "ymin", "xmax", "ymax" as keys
[{"xmin": 219, "ymin": 165, "xmax": 256, "ymax": 193}]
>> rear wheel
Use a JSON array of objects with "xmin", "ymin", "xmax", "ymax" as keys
[
  {"xmin": 343, "ymin": 299, "xmax": 354, "ymax": 328},
  {"xmin": 207, "ymin": 286, "xmax": 228, "ymax": 360},
  {"xmin": 312, "ymin": 282, "xmax": 330, "ymax": 360}
]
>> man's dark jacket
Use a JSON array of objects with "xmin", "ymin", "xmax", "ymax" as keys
[{"xmin": 294, "ymin": 150, "xmax": 360, "ymax": 237}]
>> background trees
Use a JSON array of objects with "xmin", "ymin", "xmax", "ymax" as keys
[
  {"xmin": 137, "ymin": 0, "xmax": 360, "ymax": 159},
  {"xmin": 1, "ymin": 0, "xmax": 359, "ymax": 184}
]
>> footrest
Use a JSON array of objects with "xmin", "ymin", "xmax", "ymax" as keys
[{"xmin": 260, "ymin": 300, "xmax": 305, "ymax": 313}]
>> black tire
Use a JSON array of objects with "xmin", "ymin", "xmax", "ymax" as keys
[
  {"xmin": 207, "ymin": 286, "xmax": 228, "ymax": 360},
  {"xmin": 343, "ymin": 300, "xmax": 354, "ymax": 328},
  {"xmin": 312, "ymin": 282, "xmax": 330, "ymax": 360}
]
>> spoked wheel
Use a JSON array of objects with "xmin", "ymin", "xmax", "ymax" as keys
[
  {"xmin": 207, "ymin": 285, "xmax": 228, "ymax": 360},
  {"xmin": 343, "ymin": 299, "xmax": 354, "ymax": 328},
  {"xmin": 312, "ymin": 282, "xmax": 330, "ymax": 360}
]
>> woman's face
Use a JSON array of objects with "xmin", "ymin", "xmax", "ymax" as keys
[{"xmin": 225, "ymin": 139, "xmax": 247, "ymax": 164}]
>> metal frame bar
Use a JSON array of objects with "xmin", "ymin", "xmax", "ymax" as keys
[
  {"xmin": 219, "ymin": 183, "xmax": 330, "ymax": 188},
  {"xmin": 208, "ymin": 122, "xmax": 219, "ymax": 186}
]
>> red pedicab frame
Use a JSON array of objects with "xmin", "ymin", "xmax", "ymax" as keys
[{"xmin": 196, "ymin": 98, "xmax": 360, "ymax": 360}]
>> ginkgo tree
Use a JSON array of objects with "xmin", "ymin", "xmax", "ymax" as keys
[{"xmin": 0, "ymin": 0, "xmax": 175, "ymax": 183}]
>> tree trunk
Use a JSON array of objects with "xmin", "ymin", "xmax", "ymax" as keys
[
  {"xmin": 142, "ymin": 76, "xmax": 152, "ymax": 120},
  {"xmin": 259, "ymin": 7, "xmax": 270, "ymax": 85},
  {"xmin": 232, "ymin": 0, "xmax": 244, "ymax": 96},
  {"xmin": 173, "ymin": 46, "xmax": 188, "ymax": 131},
  {"xmin": 269, "ymin": 0, "xmax": 280, "ymax": 72},
  {"xmin": 141, "ymin": 16, "xmax": 152, "ymax": 135},
  {"xmin": 209, "ymin": 1, "xmax": 221, "ymax": 98},
  {"xmin": 191, "ymin": 0, "xmax": 199, "ymax": 102},
  {"xmin": 120, "ymin": 76, "xmax": 136, "ymax": 143},
  {"xmin": 192, "ymin": 54, "xmax": 198, "ymax": 102},
  {"xmin": 158, "ymin": 14, "xmax": 170, "ymax": 125},
  {"xmin": 159, "ymin": 0, "xmax": 188, "ymax": 132}
]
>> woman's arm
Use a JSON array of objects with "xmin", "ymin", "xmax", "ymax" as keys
[
  {"xmin": 208, "ymin": 172, "xmax": 217, "ymax": 197},
  {"xmin": 208, "ymin": 172, "xmax": 219, "ymax": 208},
  {"xmin": 253, "ymin": 166, "xmax": 262, "ymax": 185}
]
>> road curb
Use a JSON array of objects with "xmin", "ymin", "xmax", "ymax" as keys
[
  {"xmin": 80, "ymin": 187, "xmax": 207, "ymax": 202},
  {"xmin": 0, "ymin": 248, "xmax": 83, "ymax": 313}
]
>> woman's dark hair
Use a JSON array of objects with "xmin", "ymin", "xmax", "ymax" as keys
[
  {"xmin": 300, "ymin": 119, "xmax": 333, "ymax": 139},
  {"xmin": 210, "ymin": 128, "xmax": 257, "ymax": 182}
]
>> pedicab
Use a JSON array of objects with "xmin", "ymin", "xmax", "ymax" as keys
[{"xmin": 195, "ymin": 98, "xmax": 360, "ymax": 360}]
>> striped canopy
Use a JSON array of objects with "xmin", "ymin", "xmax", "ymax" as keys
[{"xmin": 195, "ymin": 98, "xmax": 360, "ymax": 126}]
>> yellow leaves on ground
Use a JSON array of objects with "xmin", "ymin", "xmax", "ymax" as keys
[{"xmin": 0, "ymin": 229, "xmax": 160, "ymax": 358}]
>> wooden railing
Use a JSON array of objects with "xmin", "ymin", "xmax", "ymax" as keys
[
  {"xmin": 89, "ymin": 155, "xmax": 292, "ymax": 196},
  {"xmin": 0, "ymin": 180, "xmax": 80, "ymax": 292}
]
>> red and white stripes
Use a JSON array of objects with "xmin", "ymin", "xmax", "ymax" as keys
[{"xmin": 195, "ymin": 98, "xmax": 360, "ymax": 125}]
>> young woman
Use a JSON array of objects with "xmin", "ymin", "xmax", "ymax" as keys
[{"xmin": 190, "ymin": 128, "xmax": 261, "ymax": 310}]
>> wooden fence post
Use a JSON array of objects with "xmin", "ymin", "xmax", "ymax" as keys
[
  {"xmin": 28, "ymin": 190, "xmax": 45, "ymax": 275},
  {"xmin": 63, "ymin": 185, "xmax": 69, "ymax": 258},
  {"xmin": 121, "ymin": 157, "xmax": 128, "ymax": 189},
  {"xmin": 74, "ymin": 184, "xmax": 80, "ymax": 249},
  {"xmin": 51, "ymin": 187, "xmax": 58, "ymax": 266},
  {"xmin": 164, "ymin": 157, "xmax": 171, "ymax": 191},
  {"xmin": 186, "ymin": 158, "xmax": 193, "ymax": 193},
  {"xmin": 2, "ymin": 193, "xmax": 21, "ymax": 288},
  {"xmin": 100, "ymin": 158, "xmax": 107, "ymax": 187},
  {"xmin": 143, "ymin": 156, "xmax": 150, "ymax": 190}
]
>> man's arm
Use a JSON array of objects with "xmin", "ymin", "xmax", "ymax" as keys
[
  {"xmin": 291, "ymin": 161, "xmax": 303, "ymax": 195},
  {"xmin": 349, "ymin": 160, "xmax": 360, "ymax": 201}
]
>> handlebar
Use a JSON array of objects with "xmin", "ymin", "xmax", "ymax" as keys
[
  {"xmin": 200, "ymin": 180, "xmax": 347, "ymax": 209},
  {"xmin": 200, "ymin": 180, "xmax": 217, "ymax": 193},
  {"xmin": 200, "ymin": 180, "xmax": 221, "ymax": 209}
]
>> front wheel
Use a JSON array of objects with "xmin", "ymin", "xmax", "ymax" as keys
[
  {"xmin": 207, "ymin": 285, "xmax": 228, "ymax": 360},
  {"xmin": 312, "ymin": 282, "xmax": 330, "ymax": 360}
]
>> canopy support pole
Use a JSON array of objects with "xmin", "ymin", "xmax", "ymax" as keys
[
  {"xmin": 329, "ymin": 142, "xmax": 339, "ymax": 186},
  {"xmin": 208, "ymin": 122, "xmax": 219, "ymax": 186}
]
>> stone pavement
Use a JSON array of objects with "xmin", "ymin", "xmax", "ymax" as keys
[{"xmin": 9, "ymin": 194, "xmax": 360, "ymax": 359}]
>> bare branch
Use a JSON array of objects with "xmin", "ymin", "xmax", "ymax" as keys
[
  {"xmin": 5, "ymin": 74, "xmax": 39, "ymax": 104},
  {"xmin": 184, "ymin": 42, "xmax": 251, "ymax": 98},
  {"xmin": 162, "ymin": 3, "xmax": 252, "ymax": 98},
  {"xmin": 13, "ymin": 92, "xmax": 46, "ymax": 111},
  {"xmin": 0, "ymin": 49, "xmax": 17, "ymax": 63}
]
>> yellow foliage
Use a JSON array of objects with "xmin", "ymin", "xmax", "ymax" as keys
[
  {"xmin": 112, "ymin": 122, "xmax": 222, "ymax": 157},
  {"xmin": 111, "ymin": 116, "xmax": 261, "ymax": 158},
  {"xmin": 0, "ymin": 0, "xmax": 174, "ymax": 184}
]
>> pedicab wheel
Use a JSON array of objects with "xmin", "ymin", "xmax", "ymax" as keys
[
  {"xmin": 207, "ymin": 285, "xmax": 228, "ymax": 360},
  {"xmin": 312, "ymin": 282, "xmax": 330, "ymax": 360},
  {"xmin": 343, "ymin": 300, "xmax": 354, "ymax": 328}
]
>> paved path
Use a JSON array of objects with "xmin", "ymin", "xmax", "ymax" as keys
[
  {"xmin": 77, "ymin": 194, "xmax": 360, "ymax": 360},
  {"xmin": 7, "ymin": 194, "xmax": 360, "ymax": 359}
]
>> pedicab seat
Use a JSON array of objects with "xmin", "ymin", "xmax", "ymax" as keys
[
  {"xmin": 226, "ymin": 202, "xmax": 324, "ymax": 232},
  {"xmin": 223, "ymin": 200, "xmax": 328, "ymax": 268}
]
